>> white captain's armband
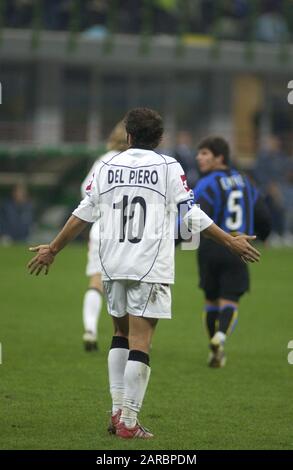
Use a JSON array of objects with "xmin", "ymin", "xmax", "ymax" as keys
[
  {"xmin": 184, "ymin": 204, "xmax": 213, "ymax": 233},
  {"xmin": 178, "ymin": 188, "xmax": 195, "ymax": 211},
  {"xmin": 186, "ymin": 193, "xmax": 195, "ymax": 211}
]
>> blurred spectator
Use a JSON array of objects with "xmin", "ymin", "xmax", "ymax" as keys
[
  {"xmin": 256, "ymin": 0, "xmax": 289, "ymax": 43},
  {"xmin": 87, "ymin": 0, "xmax": 108, "ymax": 28},
  {"xmin": 174, "ymin": 131, "xmax": 198, "ymax": 189},
  {"xmin": 0, "ymin": 184, "xmax": 33, "ymax": 243},
  {"xmin": 7, "ymin": 0, "xmax": 33, "ymax": 29},
  {"xmin": 214, "ymin": 0, "xmax": 240, "ymax": 40},
  {"xmin": 200, "ymin": 0, "xmax": 216, "ymax": 34},
  {"xmin": 119, "ymin": 0, "xmax": 141, "ymax": 34},
  {"xmin": 82, "ymin": 0, "xmax": 108, "ymax": 36},
  {"xmin": 234, "ymin": 0, "xmax": 250, "ymax": 18},
  {"xmin": 153, "ymin": 0, "xmax": 177, "ymax": 35},
  {"xmin": 43, "ymin": 0, "xmax": 71, "ymax": 31},
  {"xmin": 2, "ymin": 0, "xmax": 292, "ymax": 43},
  {"xmin": 200, "ymin": 0, "xmax": 248, "ymax": 38},
  {"xmin": 253, "ymin": 136, "xmax": 290, "ymax": 244}
]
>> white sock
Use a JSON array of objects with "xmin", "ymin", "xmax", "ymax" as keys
[
  {"xmin": 213, "ymin": 331, "xmax": 226, "ymax": 344},
  {"xmin": 82, "ymin": 289, "xmax": 102, "ymax": 337},
  {"xmin": 121, "ymin": 359, "xmax": 151, "ymax": 428},
  {"xmin": 108, "ymin": 345, "xmax": 129, "ymax": 415}
]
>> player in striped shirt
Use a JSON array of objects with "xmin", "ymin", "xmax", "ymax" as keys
[{"xmin": 193, "ymin": 136, "xmax": 271, "ymax": 367}]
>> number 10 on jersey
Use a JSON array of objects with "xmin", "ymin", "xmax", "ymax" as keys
[{"xmin": 113, "ymin": 196, "xmax": 147, "ymax": 243}]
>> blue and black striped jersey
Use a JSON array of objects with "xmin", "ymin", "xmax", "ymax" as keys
[{"xmin": 193, "ymin": 169, "xmax": 259, "ymax": 235}]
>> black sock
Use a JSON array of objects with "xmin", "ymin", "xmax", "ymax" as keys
[
  {"xmin": 219, "ymin": 306, "xmax": 237, "ymax": 335},
  {"xmin": 110, "ymin": 336, "xmax": 129, "ymax": 350},
  {"xmin": 128, "ymin": 349, "xmax": 150, "ymax": 366},
  {"xmin": 205, "ymin": 306, "xmax": 219, "ymax": 338}
]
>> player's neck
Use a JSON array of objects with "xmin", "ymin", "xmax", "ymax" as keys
[
  {"xmin": 129, "ymin": 145, "xmax": 154, "ymax": 150},
  {"xmin": 212, "ymin": 164, "xmax": 229, "ymax": 172}
]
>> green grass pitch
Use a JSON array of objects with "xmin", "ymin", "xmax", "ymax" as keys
[{"xmin": 1, "ymin": 244, "xmax": 293, "ymax": 450}]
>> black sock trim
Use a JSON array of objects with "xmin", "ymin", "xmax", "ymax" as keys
[
  {"xmin": 128, "ymin": 349, "xmax": 149, "ymax": 366},
  {"xmin": 110, "ymin": 336, "xmax": 129, "ymax": 350}
]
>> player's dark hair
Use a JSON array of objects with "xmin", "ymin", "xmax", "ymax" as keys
[
  {"xmin": 198, "ymin": 136, "xmax": 230, "ymax": 165},
  {"xmin": 124, "ymin": 107, "xmax": 164, "ymax": 149}
]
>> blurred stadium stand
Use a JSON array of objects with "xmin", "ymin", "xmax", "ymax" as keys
[{"xmin": 0, "ymin": 0, "xmax": 293, "ymax": 243}]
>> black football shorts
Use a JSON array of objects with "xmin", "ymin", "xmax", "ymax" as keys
[{"xmin": 197, "ymin": 240, "xmax": 249, "ymax": 302}]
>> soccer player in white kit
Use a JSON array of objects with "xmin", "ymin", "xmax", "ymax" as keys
[
  {"xmin": 81, "ymin": 122, "xmax": 128, "ymax": 351},
  {"xmin": 27, "ymin": 108, "xmax": 260, "ymax": 439}
]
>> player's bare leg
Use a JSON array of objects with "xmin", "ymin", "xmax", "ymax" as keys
[
  {"xmin": 116, "ymin": 316, "xmax": 158, "ymax": 439},
  {"xmin": 82, "ymin": 273, "xmax": 103, "ymax": 351},
  {"xmin": 209, "ymin": 298, "xmax": 239, "ymax": 368},
  {"xmin": 128, "ymin": 316, "xmax": 157, "ymax": 353},
  {"xmin": 107, "ymin": 314, "xmax": 129, "ymax": 434}
]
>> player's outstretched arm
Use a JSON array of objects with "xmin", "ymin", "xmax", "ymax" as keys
[
  {"xmin": 27, "ymin": 215, "xmax": 89, "ymax": 275},
  {"xmin": 202, "ymin": 223, "xmax": 261, "ymax": 264}
]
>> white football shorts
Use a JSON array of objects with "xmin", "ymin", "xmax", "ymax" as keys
[
  {"xmin": 103, "ymin": 280, "xmax": 172, "ymax": 319},
  {"xmin": 86, "ymin": 222, "xmax": 102, "ymax": 276}
]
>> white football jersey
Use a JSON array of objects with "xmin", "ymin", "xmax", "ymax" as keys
[
  {"xmin": 73, "ymin": 148, "xmax": 212, "ymax": 283},
  {"xmin": 81, "ymin": 151, "xmax": 118, "ymax": 245},
  {"xmin": 81, "ymin": 150, "xmax": 118, "ymax": 200}
]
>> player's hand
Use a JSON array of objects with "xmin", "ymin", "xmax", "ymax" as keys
[
  {"xmin": 27, "ymin": 245, "xmax": 56, "ymax": 275},
  {"xmin": 229, "ymin": 235, "xmax": 261, "ymax": 263}
]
